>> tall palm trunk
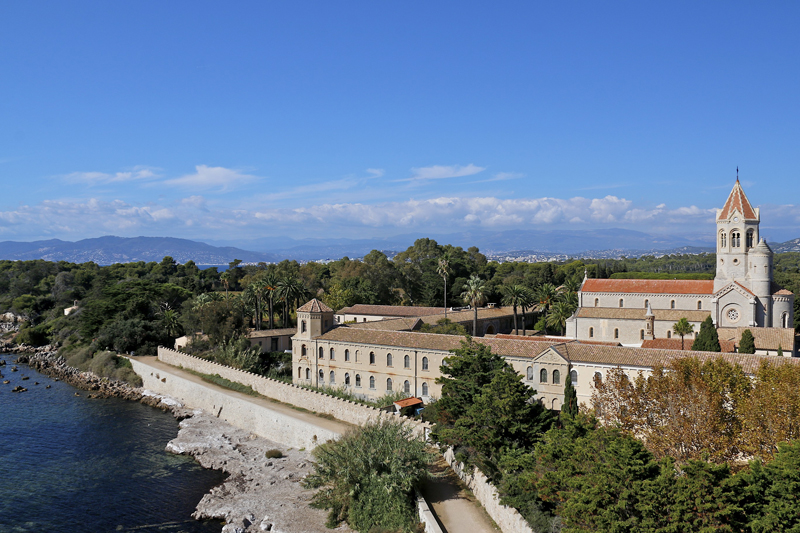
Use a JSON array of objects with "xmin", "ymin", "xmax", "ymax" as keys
[
  {"xmin": 473, "ymin": 306, "xmax": 478, "ymax": 336},
  {"xmin": 268, "ymin": 296, "xmax": 274, "ymax": 329},
  {"xmin": 512, "ymin": 304, "xmax": 518, "ymax": 333},
  {"xmin": 522, "ymin": 306, "xmax": 527, "ymax": 336}
]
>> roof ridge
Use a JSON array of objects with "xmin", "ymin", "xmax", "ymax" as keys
[{"xmin": 718, "ymin": 180, "xmax": 758, "ymax": 221}]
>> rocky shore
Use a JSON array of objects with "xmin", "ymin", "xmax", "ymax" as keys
[
  {"xmin": 7, "ymin": 344, "xmax": 153, "ymax": 403},
  {"xmin": 4, "ymin": 342, "xmax": 351, "ymax": 533},
  {"xmin": 167, "ymin": 409, "xmax": 353, "ymax": 533}
]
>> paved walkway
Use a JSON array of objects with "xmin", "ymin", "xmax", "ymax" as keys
[{"xmin": 137, "ymin": 357, "xmax": 498, "ymax": 533}]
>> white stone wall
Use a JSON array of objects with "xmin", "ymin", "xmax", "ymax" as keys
[
  {"xmin": 129, "ymin": 357, "xmax": 338, "ymax": 449},
  {"xmin": 583, "ymin": 292, "xmax": 712, "ymax": 312},
  {"xmin": 157, "ymin": 347, "xmax": 432, "ymax": 439}
]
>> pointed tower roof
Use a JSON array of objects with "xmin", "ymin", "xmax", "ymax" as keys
[
  {"xmin": 718, "ymin": 179, "xmax": 758, "ymax": 221},
  {"xmin": 297, "ymin": 298, "xmax": 333, "ymax": 313}
]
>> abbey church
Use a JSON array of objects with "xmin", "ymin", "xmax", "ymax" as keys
[{"xmin": 566, "ymin": 180, "xmax": 795, "ymax": 346}]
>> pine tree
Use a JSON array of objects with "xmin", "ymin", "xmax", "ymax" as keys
[
  {"xmin": 739, "ymin": 329, "xmax": 756, "ymax": 354},
  {"xmin": 692, "ymin": 316, "xmax": 721, "ymax": 352},
  {"xmin": 562, "ymin": 366, "xmax": 578, "ymax": 418}
]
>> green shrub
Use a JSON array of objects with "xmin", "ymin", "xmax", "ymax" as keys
[
  {"xmin": 303, "ymin": 418, "xmax": 432, "ymax": 533},
  {"xmin": 265, "ymin": 449, "xmax": 284, "ymax": 459}
]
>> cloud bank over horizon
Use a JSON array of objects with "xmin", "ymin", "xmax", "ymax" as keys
[{"xmin": 2, "ymin": 191, "xmax": 797, "ymax": 245}]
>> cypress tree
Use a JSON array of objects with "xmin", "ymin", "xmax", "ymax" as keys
[
  {"xmin": 692, "ymin": 316, "xmax": 721, "ymax": 352},
  {"xmin": 562, "ymin": 366, "xmax": 578, "ymax": 418},
  {"xmin": 778, "ymin": 344, "xmax": 784, "ymax": 357},
  {"xmin": 739, "ymin": 329, "xmax": 756, "ymax": 354}
]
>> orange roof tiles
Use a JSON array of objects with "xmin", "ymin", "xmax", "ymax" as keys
[
  {"xmin": 642, "ymin": 338, "xmax": 736, "ymax": 353},
  {"xmin": 394, "ymin": 397, "xmax": 424, "ymax": 408},
  {"xmin": 718, "ymin": 179, "xmax": 758, "ymax": 221},
  {"xmin": 581, "ymin": 278, "xmax": 715, "ymax": 295}
]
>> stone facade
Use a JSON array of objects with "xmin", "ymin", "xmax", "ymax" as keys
[{"xmin": 566, "ymin": 180, "xmax": 795, "ymax": 352}]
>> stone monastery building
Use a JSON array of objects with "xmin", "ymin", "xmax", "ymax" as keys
[
  {"xmin": 566, "ymin": 179, "xmax": 794, "ymax": 347},
  {"xmin": 291, "ymin": 180, "xmax": 797, "ymax": 410}
]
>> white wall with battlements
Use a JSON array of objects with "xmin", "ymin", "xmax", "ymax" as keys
[{"xmin": 156, "ymin": 346, "xmax": 432, "ymax": 439}]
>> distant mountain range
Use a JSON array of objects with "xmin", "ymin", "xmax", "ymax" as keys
[{"xmin": 0, "ymin": 231, "xmax": 797, "ymax": 265}]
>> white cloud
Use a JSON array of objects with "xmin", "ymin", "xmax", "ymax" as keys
[
  {"xmin": 64, "ymin": 167, "xmax": 159, "ymax": 184},
  {"xmin": 366, "ymin": 168, "xmax": 385, "ymax": 178},
  {"xmin": 406, "ymin": 164, "xmax": 486, "ymax": 181},
  {"xmin": 165, "ymin": 165, "xmax": 260, "ymax": 191}
]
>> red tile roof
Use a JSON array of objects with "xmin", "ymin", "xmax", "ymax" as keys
[
  {"xmin": 297, "ymin": 299, "xmax": 333, "ymax": 313},
  {"xmin": 718, "ymin": 179, "xmax": 758, "ymax": 221},
  {"xmin": 394, "ymin": 397, "xmax": 424, "ymax": 408},
  {"xmin": 581, "ymin": 279, "xmax": 715, "ymax": 295}
]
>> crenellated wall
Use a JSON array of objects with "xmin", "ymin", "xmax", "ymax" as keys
[{"xmin": 156, "ymin": 346, "xmax": 432, "ymax": 439}]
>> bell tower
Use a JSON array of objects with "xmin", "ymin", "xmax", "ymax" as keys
[{"xmin": 714, "ymin": 177, "xmax": 760, "ymax": 292}]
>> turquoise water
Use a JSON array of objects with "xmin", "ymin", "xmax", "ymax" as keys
[{"xmin": 0, "ymin": 354, "xmax": 226, "ymax": 533}]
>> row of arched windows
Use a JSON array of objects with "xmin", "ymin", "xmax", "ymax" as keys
[
  {"xmin": 300, "ymin": 346, "xmax": 430, "ymax": 370},
  {"xmin": 719, "ymin": 229, "xmax": 755, "ymax": 249},
  {"xmin": 298, "ymin": 367, "xmax": 430, "ymax": 396},
  {"xmin": 526, "ymin": 367, "xmax": 579, "ymax": 386}
]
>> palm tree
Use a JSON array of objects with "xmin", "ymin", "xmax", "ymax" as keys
[
  {"xmin": 437, "ymin": 254, "xmax": 451, "ymax": 319},
  {"xmin": 520, "ymin": 287, "xmax": 534, "ymax": 336},
  {"xmin": 672, "ymin": 318, "xmax": 694, "ymax": 350},
  {"xmin": 501, "ymin": 284, "xmax": 527, "ymax": 334},
  {"xmin": 264, "ymin": 271, "xmax": 278, "ymax": 329},
  {"xmin": 460, "ymin": 274, "xmax": 486, "ymax": 336},
  {"xmin": 243, "ymin": 279, "xmax": 269, "ymax": 331},
  {"xmin": 277, "ymin": 275, "xmax": 307, "ymax": 328},
  {"xmin": 532, "ymin": 283, "xmax": 559, "ymax": 315},
  {"xmin": 546, "ymin": 299, "xmax": 573, "ymax": 336},
  {"xmin": 160, "ymin": 308, "xmax": 181, "ymax": 339},
  {"xmin": 220, "ymin": 271, "xmax": 231, "ymax": 302}
]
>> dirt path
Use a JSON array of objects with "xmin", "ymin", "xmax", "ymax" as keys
[
  {"xmin": 421, "ymin": 456, "xmax": 499, "ymax": 533},
  {"xmin": 139, "ymin": 356, "xmax": 499, "ymax": 533}
]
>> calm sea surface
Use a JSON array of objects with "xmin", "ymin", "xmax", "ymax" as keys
[{"xmin": 0, "ymin": 353, "xmax": 226, "ymax": 533}]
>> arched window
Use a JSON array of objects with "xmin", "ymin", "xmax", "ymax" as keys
[
  {"xmin": 667, "ymin": 330, "xmax": 672, "ymax": 338},
  {"xmin": 330, "ymin": 348, "xmax": 335, "ymax": 360},
  {"xmin": 732, "ymin": 231, "xmax": 741, "ymax": 248},
  {"xmin": 720, "ymin": 231, "xmax": 727, "ymax": 249},
  {"xmin": 319, "ymin": 347, "xmax": 324, "ymax": 359},
  {"xmin": 369, "ymin": 376, "xmax": 375, "ymax": 389},
  {"xmin": 619, "ymin": 299, "xmax": 624, "ymax": 308},
  {"xmin": 404, "ymin": 355, "xmax": 410, "ymax": 368},
  {"xmin": 318, "ymin": 369, "xmax": 324, "ymax": 384},
  {"xmin": 422, "ymin": 357, "xmax": 429, "ymax": 370},
  {"xmin": 329, "ymin": 371, "xmax": 335, "ymax": 384},
  {"xmin": 540, "ymin": 369, "xmax": 548, "ymax": 383},
  {"xmin": 369, "ymin": 352, "xmax": 375, "ymax": 364},
  {"xmin": 783, "ymin": 313, "xmax": 790, "ymax": 328},
  {"xmin": 422, "ymin": 382, "xmax": 429, "ymax": 396},
  {"xmin": 344, "ymin": 373, "xmax": 350, "ymax": 386},
  {"xmin": 305, "ymin": 368, "xmax": 310, "ymax": 380},
  {"xmin": 386, "ymin": 378, "xmax": 393, "ymax": 391},
  {"xmin": 345, "ymin": 349, "xmax": 350, "ymax": 362},
  {"xmin": 746, "ymin": 230, "xmax": 754, "ymax": 249},
  {"xmin": 355, "ymin": 374, "xmax": 361, "ymax": 387},
  {"xmin": 594, "ymin": 298, "xmax": 599, "ymax": 307},
  {"xmin": 644, "ymin": 299, "xmax": 649, "ymax": 308},
  {"xmin": 404, "ymin": 380, "xmax": 410, "ymax": 394},
  {"xmin": 355, "ymin": 350, "xmax": 359, "ymax": 363},
  {"xmin": 614, "ymin": 328, "xmax": 619, "ymax": 339},
  {"xmin": 386, "ymin": 353, "xmax": 393, "ymax": 366},
  {"xmin": 671, "ymin": 300, "xmax": 676, "ymax": 309},
  {"xmin": 301, "ymin": 344, "xmax": 307, "ymax": 356},
  {"xmin": 589, "ymin": 327, "xmax": 594, "ymax": 338},
  {"xmin": 640, "ymin": 329, "xmax": 645, "ymax": 340},
  {"xmin": 301, "ymin": 320, "xmax": 307, "ymax": 333},
  {"xmin": 553, "ymin": 370, "xmax": 560, "ymax": 385},
  {"xmin": 570, "ymin": 369, "xmax": 577, "ymax": 385},
  {"xmin": 594, "ymin": 371, "xmax": 602, "ymax": 384},
  {"xmin": 527, "ymin": 367, "xmax": 533, "ymax": 380},
  {"xmin": 697, "ymin": 301, "xmax": 702, "ymax": 310},
  {"xmin": 298, "ymin": 367, "xmax": 301, "ymax": 378}
]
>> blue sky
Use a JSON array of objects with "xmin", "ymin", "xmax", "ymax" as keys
[{"xmin": 1, "ymin": 1, "xmax": 799, "ymax": 246}]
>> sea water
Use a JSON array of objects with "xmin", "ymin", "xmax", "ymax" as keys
[{"xmin": 0, "ymin": 353, "xmax": 226, "ymax": 533}]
